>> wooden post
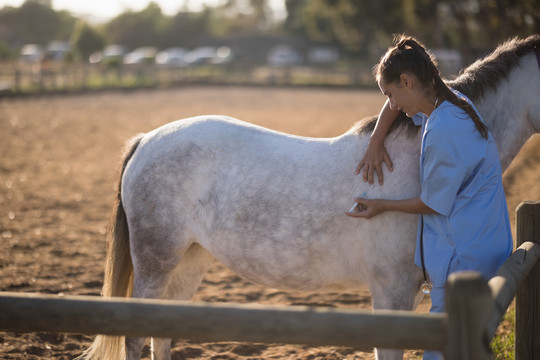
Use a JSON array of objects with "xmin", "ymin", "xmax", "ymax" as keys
[
  {"xmin": 445, "ymin": 271, "xmax": 493, "ymax": 360},
  {"xmin": 14, "ymin": 68, "xmax": 20, "ymax": 93},
  {"xmin": 515, "ymin": 201, "xmax": 540, "ymax": 360}
]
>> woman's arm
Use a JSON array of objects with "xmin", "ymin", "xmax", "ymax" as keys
[
  {"xmin": 356, "ymin": 100, "xmax": 402, "ymax": 185},
  {"xmin": 345, "ymin": 197, "xmax": 437, "ymax": 219}
]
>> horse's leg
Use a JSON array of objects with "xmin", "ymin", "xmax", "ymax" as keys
[
  {"xmin": 369, "ymin": 263, "xmax": 423, "ymax": 360},
  {"xmin": 124, "ymin": 221, "xmax": 204, "ymax": 360},
  {"xmin": 125, "ymin": 267, "xmax": 170, "ymax": 360},
  {"xmin": 125, "ymin": 254, "xmax": 179, "ymax": 360},
  {"xmin": 150, "ymin": 244, "xmax": 215, "ymax": 360}
]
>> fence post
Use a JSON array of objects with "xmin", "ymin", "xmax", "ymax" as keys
[
  {"xmin": 445, "ymin": 271, "xmax": 493, "ymax": 360},
  {"xmin": 13, "ymin": 68, "xmax": 20, "ymax": 92},
  {"xmin": 515, "ymin": 201, "xmax": 540, "ymax": 360}
]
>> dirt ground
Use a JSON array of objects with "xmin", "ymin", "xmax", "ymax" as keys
[{"xmin": 0, "ymin": 86, "xmax": 538, "ymax": 360}]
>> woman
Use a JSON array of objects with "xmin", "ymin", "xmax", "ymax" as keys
[{"xmin": 346, "ymin": 35, "xmax": 512, "ymax": 359}]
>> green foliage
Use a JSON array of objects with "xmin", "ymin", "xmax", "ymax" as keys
[
  {"xmin": 25, "ymin": 0, "xmax": 52, "ymax": 7},
  {"xmin": 170, "ymin": 10, "xmax": 212, "ymax": 44},
  {"xmin": 492, "ymin": 331, "xmax": 515, "ymax": 360},
  {"xmin": 285, "ymin": 0, "xmax": 538, "ymax": 62},
  {"xmin": 104, "ymin": 2, "xmax": 168, "ymax": 49},
  {"xmin": 285, "ymin": 0, "xmax": 407, "ymax": 59},
  {"xmin": 0, "ymin": 39, "xmax": 13, "ymax": 59},
  {"xmin": 71, "ymin": 21, "xmax": 105, "ymax": 61},
  {"xmin": 0, "ymin": 0, "xmax": 76, "ymax": 46},
  {"xmin": 491, "ymin": 307, "xmax": 515, "ymax": 360},
  {"xmin": 220, "ymin": 0, "xmax": 272, "ymax": 35}
]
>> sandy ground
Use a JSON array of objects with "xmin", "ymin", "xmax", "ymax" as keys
[{"xmin": 0, "ymin": 86, "xmax": 538, "ymax": 360}]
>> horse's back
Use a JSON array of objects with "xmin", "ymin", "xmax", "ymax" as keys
[{"xmin": 120, "ymin": 114, "xmax": 345, "ymax": 231}]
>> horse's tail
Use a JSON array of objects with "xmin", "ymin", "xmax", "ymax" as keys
[{"xmin": 77, "ymin": 133, "xmax": 144, "ymax": 360}]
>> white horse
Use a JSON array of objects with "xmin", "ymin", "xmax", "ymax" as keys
[{"xmin": 80, "ymin": 35, "xmax": 540, "ymax": 360}]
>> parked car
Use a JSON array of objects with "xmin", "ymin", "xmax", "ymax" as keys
[
  {"xmin": 46, "ymin": 41, "xmax": 70, "ymax": 61},
  {"xmin": 89, "ymin": 44, "xmax": 127, "ymax": 64},
  {"xmin": 155, "ymin": 47, "xmax": 188, "ymax": 67},
  {"xmin": 19, "ymin": 44, "xmax": 43, "ymax": 62},
  {"xmin": 307, "ymin": 46, "xmax": 339, "ymax": 65},
  {"xmin": 123, "ymin": 47, "xmax": 158, "ymax": 65},
  {"xmin": 267, "ymin": 45, "xmax": 302, "ymax": 66},
  {"xmin": 183, "ymin": 46, "xmax": 233, "ymax": 65}
]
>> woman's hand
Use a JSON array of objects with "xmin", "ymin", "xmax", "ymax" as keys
[
  {"xmin": 355, "ymin": 137, "xmax": 393, "ymax": 185},
  {"xmin": 345, "ymin": 198, "xmax": 386, "ymax": 219},
  {"xmin": 345, "ymin": 197, "xmax": 437, "ymax": 219}
]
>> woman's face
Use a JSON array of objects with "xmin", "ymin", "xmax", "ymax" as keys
[{"xmin": 378, "ymin": 74, "xmax": 423, "ymax": 117}]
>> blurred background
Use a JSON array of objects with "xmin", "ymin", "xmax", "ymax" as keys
[{"xmin": 0, "ymin": 0, "xmax": 538, "ymax": 94}]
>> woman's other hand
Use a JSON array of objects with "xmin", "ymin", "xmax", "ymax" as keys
[
  {"xmin": 355, "ymin": 137, "xmax": 393, "ymax": 185},
  {"xmin": 345, "ymin": 198, "xmax": 385, "ymax": 219}
]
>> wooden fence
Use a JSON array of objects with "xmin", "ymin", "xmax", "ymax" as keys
[
  {"xmin": 0, "ymin": 61, "xmax": 371, "ymax": 95},
  {"xmin": 0, "ymin": 201, "xmax": 538, "ymax": 359}
]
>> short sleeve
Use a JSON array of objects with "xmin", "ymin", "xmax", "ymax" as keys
[
  {"xmin": 412, "ymin": 113, "xmax": 426, "ymax": 126},
  {"xmin": 421, "ymin": 144, "xmax": 466, "ymax": 216}
]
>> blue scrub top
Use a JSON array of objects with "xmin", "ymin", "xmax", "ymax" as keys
[{"xmin": 412, "ymin": 94, "xmax": 513, "ymax": 287}]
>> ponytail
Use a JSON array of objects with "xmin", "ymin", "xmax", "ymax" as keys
[
  {"xmin": 433, "ymin": 76, "xmax": 488, "ymax": 139},
  {"xmin": 375, "ymin": 34, "xmax": 488, "ymax": 139}
]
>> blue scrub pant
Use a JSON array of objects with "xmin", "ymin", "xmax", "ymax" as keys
[{"xmin": 424, "ymin": 286, "xmax": 445, "ymax": 360}]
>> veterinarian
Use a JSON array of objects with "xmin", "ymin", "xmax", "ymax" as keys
[{"xmin": 346, "ymin": 35, "xmax": 513, "ymax": 360}]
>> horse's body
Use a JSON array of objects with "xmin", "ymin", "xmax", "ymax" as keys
[
  {"xmin": 81, "ymin": 36, "xmax": 540, "ymax": 360},
  {"xmin": 125, "ymin": 115, "xmax": 422, "ymax": 293}
]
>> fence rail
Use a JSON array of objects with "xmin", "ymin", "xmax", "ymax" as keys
[
  {"xmin": 0, "ymin": 62, "xmax": 372, "ymax": 95},
  {"xmin": 0, "ymin": 292, "xmax": 447, "ymax": 351},
  {"xmin": 0, "ymin": 201, "xmax": 538, "ymax": 359},
  {"xmin": 488, "ymin": 240, "xmax": 540, "ymax": 338}
]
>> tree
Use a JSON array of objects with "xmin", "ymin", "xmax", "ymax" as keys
[
  {"xmin": 71, "ymin": 21, "xmax": 105, "ymax": 61},
  {"xmin": 24, "ymin": 0, "xmax": 52, "ymax": 7},
  {"xmin": 165, "ymin": 10, "xmax": 212, "ymax": 47},
  {"xmin": 284, "ymin": 0, "xmax": 539, "ymax": 62},
  {"xmin": 0, "ymin": 0, "xmax": 76, "ymax": 47},
  {"xmin": 284, "ymin": 0, "xmax": 308, "ymax": 36},
  {"xmin": 105, "ymin": 2, "xmax": 167, "ymax": 49},
  {"xmin": 285, "ymin": 0, "xmax": 406, "ymax": 59},
  {"xmin": 0, "ymin": 38, "xmax": 12, "ymax": 59},
  {"xmin": 202, "ymin": 0, "xmax": 274, "ymax": 37}
]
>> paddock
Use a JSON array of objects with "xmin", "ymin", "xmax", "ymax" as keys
[{"xmin": 1, "ymin": 87, "xmax": 539, "ymax": 358}]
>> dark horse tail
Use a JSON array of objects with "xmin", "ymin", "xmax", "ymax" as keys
[{"xmin": 77, "ymin": 133, "xmax": 144, "ymax": 360}]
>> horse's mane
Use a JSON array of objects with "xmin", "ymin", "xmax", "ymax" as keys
[
  {"xmin": 353, "ymin": 34, "xmax": 540, "ymax": 138},
  {"xmin": 449, "ymin": 34, "xmax": 540, "ymax": 102}
]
